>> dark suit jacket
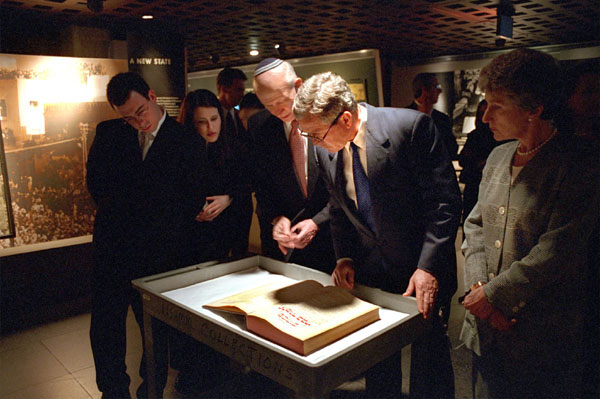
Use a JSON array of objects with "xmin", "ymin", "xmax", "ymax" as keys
[
  {"xmin": 407, "ymin": 102, "xmax": 458, "ymax": 160},
  {"xmin": 192, "ymin": 131, "xmax": 251, "ymax": 260},
  {"xmin": 86, "ymin": 115, "xmax": 206, "ymax": 281},
  {"xmin": 249, "ymin": 110, "xmax": 335, "ymax": 272},
  {"xmin": 316, "ymin": 104, "xmax": 461, "ymax": 300}
]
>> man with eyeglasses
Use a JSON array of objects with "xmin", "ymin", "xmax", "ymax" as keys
[
  {"xmin": 407, "ymin": 72, "xmax": 458, "ymax": 160},
  {"xmin": 249, "ymin": 58, "xmax": 334, "ymax": 272},
  {"xmin": 293, "ymin": 72, "xmax": 461, "ymax": 399},
  {"xmin": 86, "ymin": 72, "xmax": 206, "ymax": 398}
]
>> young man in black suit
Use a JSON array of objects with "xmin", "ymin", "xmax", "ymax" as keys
[
  {"xmin": 294, "ymin": 71, "xmax": 461, "ymax": 398},
  {"xmin": 86, "ymin": 72, "xmax": 206, "ymax": 398},
  {"xmin": 250, "ymin": 58, "xmax": 334, "ymax": 272}
]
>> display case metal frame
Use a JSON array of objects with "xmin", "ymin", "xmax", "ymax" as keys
[
  {"xmin": 132, "ymin": 255, "xmax": 427, "ymax": 399},
  {"xmin": 0, "ymin": 123, "xmax": 15, "ymax": 239}
]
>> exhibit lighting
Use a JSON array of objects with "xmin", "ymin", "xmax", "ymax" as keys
[
  {"xmin": 249, "ymin": 50, "xmax": 259, "ymax": 56},
  {"xmin": 496, "ymin": 0, "xmax": 514, "ymax": 40},
  {"xmin": 274, "ymin": 43, "xmax": 285, "ymax": 56},
  {"xmin": 142, "ymin": 15, "xmax": 154, "ymax": 20}
]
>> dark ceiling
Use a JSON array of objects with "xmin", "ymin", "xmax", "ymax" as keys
[{"xmin": 2, "ymin": 0, "xmax": 599, "ymax": 72}]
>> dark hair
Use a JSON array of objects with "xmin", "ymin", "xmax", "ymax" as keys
[
  {"xmin": 239, "ymin": 92, "xmax": 264, "ymax": 110},
  {"xmin": 479, "ymin": 48, "xmax": 563, "ymax": 120},
  {"xmin": 177, "ymin": 89, "xmax": 222, "ymax": 133},
  {"xmin": 563, "ymin": 59, "xmax": 600, "ymax": 99},
  {"xmin": 412, "ymin": 73, "xmax": 437, "ymax": 98},
  {"xmin": 106, "ymin": 72, "xmax": 150, "ymax": 108},
  {"xmin": 216, "ymin": 67, "xmax": 247, "ymax": 89}
]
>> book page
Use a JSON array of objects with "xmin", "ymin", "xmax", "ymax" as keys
[
  {"xmin": 203, "ymin": 277, "xmax": 298, "ymax": 315},
  {"xmin": 250, "ymin": 281, "xmax": 379, "ymax": 342}
]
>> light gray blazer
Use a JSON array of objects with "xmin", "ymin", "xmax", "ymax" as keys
[{"xmin": 460, "ymin": 134, "xmax": 599, "ymax": 366}]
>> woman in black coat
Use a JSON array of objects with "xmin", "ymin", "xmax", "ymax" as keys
[
  {"xmin": 178, "ymin": 89, "xmax": 250, "ymax": 262},
  {"xmin": 173, "ymin": 89, "xmax": 246, "ymax": 394}
]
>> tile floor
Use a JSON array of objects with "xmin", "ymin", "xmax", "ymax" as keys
[{"xmin": 0, "ymin": 234, "xmax": 472, "ymax": 399}]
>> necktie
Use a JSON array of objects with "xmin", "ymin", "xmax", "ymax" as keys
[
  {"xmin": 290, "ymin": 120, "xmax": 307, "ymax": 197},
  {"xmin": 140, "ymin": 132, "xmax": 153, "ymax": 160},
  {"xmin": 351, "ymin": 142, "xmax": 375, "ymax": 233}
]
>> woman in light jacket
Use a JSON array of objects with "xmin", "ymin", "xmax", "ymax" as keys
[{"xmin": 460, "ymin": 48, "xmax": 600, "ymax": 398}]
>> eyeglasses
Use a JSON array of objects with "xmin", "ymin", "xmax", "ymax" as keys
[{"xmin": 300, "ymin": 110, "xmax": 344, "ymax": 142}]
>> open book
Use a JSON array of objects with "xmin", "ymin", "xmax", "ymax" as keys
[{"xmin": 203, "ymin": 279, "xmax": 380, "ymax": 356}]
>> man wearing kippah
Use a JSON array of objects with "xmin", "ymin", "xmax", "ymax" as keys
[{"xmin": 249, "ymin": 58, "xmax": 335, "ymax": 272}]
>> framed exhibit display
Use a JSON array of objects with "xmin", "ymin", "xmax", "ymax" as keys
[
  {"xmin": 348, "ymin": 79, "xmax": 368, "ymax": 103},
  {"xmin": 0, "ymin": 54, "xmax": 127, "ymax": 250},
  {"xmin": 0, "ymin": 123, "xmax": 15, "ymax": 239}
]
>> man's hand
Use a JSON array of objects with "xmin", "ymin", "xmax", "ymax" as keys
[
  {"xmin": 273, "ymin": 217, "xmax": 319, "ymax": 254},
  {"xmin": 462, "ymin": 285, "xmax": 493, "ymax": 320},
  {"xmin": 403, "ymin": 269, "xmax": 439, "ymax": 319},
  {"xmin": 287, "ymin": 219, "xmax": 319, "ymax": 249},
  {"xmin": 272, "ymin": 216, "xmax": 293, "ymax": 254},
  {"xmin": 332, "ymin": 259, "xmax": 355, "ymax": 289},
  {"xmin": 195, "ymin": 195, "xmax": 231, "ymax": 222}
]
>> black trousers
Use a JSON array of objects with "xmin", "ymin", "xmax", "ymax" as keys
[
  {"xmin": 89, "ymin": 268, "xmax": 169, "ymax": 398},
  {"xmin": 365, "ymin": 307, "xmax": 455, "ymax": 398}
]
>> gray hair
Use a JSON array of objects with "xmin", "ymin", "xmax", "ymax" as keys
[{"xmin": 293, "ymin": 72, "xmax": 357, "ymax": 123}]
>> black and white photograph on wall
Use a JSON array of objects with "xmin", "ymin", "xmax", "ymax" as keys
[
  {"xmin": 452, "ymin": 68, "xmax": 484, "ymax": 144},
  {"xmin": 0, "ymin": 54, "xmax": 127, "ymax": 248}
]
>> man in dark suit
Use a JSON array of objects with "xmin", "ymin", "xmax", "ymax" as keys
[
  {"xmin": 293, "ymin": 72, "xmax": 461, "ymax": 398},
  {"xmin": 217, "ymin": 67, "xmax": 247, "ymax": 138},
  {"xmin": 407, "ymin": 72, "xmax": 459, "ymax": 160},
  {"xmin": 217, "ymin": 67, "xmax": 253, "ymax": 256},
  {"xmin": 250, "ymin": 58, "xmax": 334, "ymax": 272},
  {"xmin": 86, "ymin": 72, "xmax": 206, "ymax": 398}
]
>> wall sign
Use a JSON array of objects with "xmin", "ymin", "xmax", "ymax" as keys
[{"xmin": 127, "ymin": 30, "xmax": 186, "ymax": 118}]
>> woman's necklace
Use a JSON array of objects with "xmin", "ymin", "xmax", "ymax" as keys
[{"xmin": 516, "ymin": 128, "xmax": 558, "ymax": 156}]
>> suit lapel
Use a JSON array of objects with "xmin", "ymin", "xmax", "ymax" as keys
[
  {"xmin": 328, "ymin": 150, "xmax": 341, "ymax": 193},
  {"xmin": 143, "ymin": 115, "xmax": 171, "ymax": 162},
  {"xmin": 306, "ymin": 139, "xmax": 319, "ymax": 197},
  {"xmin": 332, "ymin": 104, "xmax": 390, "ymax": 239},
  {"xmin": 364, "ymin": 105, "xmax": 390, "ymax": 177}
]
